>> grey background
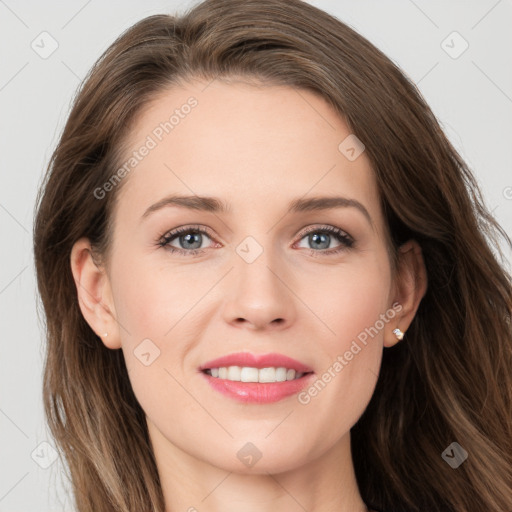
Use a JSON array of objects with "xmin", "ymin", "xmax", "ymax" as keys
[{"xmin": 1, "ymin": 0, "xmax": 511, "ymax": 510}]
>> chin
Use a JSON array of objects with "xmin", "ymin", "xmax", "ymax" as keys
[{"xmin": 206, "ymin": 439, "xmax": 313, "ymax": 476}]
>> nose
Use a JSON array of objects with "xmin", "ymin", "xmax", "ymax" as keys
[{"xmin": 221, "ymin": 241, "xmax": 297, "ymax": 331}]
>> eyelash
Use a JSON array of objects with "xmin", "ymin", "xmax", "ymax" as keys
[{"xmin": 157, "ymin": 224, "xmax": 354, "ymax": 257}]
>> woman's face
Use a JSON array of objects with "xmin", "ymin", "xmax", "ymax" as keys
[{"xmin": 93, "ymin": 79, "xmax": 402, "ymax": 474}]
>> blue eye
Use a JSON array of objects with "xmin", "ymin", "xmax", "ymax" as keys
[
  {"xmin": 157, "ymin": 224, "xmax": 354, "ymax": 257},
  {"xmin": 158, "ymin": 225, "xmax": 213, "ymax": 257},
  {"xmin": 295, "ymin": 225, "xmax": 354, "ymax": 255}
]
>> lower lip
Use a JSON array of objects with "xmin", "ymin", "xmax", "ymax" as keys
[{"xmin": 200, "ymin": 371, "xmax": 315, "ymax": 403}]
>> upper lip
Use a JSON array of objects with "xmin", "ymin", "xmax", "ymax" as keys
[{"xmin": 200, "ymin": 352, "xmax": 314, "ymax": 373}]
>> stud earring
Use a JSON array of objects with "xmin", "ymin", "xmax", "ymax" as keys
[
  {"xmin": 103, "ymin": 332, "xmax": 108, "ymax": 338},
  {"xmin": 392, "ymin": 328, "xmax": 404, "ymax": 341}
]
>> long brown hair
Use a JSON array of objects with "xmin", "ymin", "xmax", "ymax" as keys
[{"xmin": 33, "ymin": 1, "xmax": 512, "ymax": 510}]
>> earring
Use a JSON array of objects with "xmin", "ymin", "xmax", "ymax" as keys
[
  {"xmin": 392, "ymin": 328, "xmax": 404, "ymax": 341},
  {"xmin": 103, "ymin": 332, "xmax": 108, "ymax": 338}
]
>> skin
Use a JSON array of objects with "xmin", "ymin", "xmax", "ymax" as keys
[{"xmin": 71, "ymin": 79, "xmax": 427, "ymax": 512}]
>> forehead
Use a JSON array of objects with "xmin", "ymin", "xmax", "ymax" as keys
[{"xmin": 114, "ymin": 79, "xmax": 381, "ymax": 227}]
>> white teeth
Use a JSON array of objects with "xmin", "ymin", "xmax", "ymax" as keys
[
  {"xmin": 259, "ymin": 367, "xmax": 277, "ymax": 383},
  {"xmin": 286, "ymin": 368, "xmax": 296, "ymax": 381},
  {"xmin": 275, "ymin": 367, "xmax": 287, "ymax": 382},
  {"xmin": 240, "ymin": 367, "xmax": 259, "ymax": 382},
  {"xmin": 206, "ymin": 366, "xmax": 307, "ymax": 383},
  {"xmin": 227, "ymin": 366, "xmax": 241, "ymax": 381}
]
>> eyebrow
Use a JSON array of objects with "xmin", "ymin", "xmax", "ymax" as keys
[{"xmin": 141, "ymin": 194, "xmax": 373, "ymax": 228}]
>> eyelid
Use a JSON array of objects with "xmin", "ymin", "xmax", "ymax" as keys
[
  {"xmin": 158, "ymin": 224, "xmax": 216, "ymax": 243},
  {"xmin": 297, "ymin": 223, "xmax": 352, "ymax": 239},
  {"xmin": 158, "ymin": 223, "xmax": 354, "ymax": 254},
  {"xmin": 293, "ymin": 224, "xmax": 354, "ymax": 252},
  {"xmin": 158, "ymin": 223, "xmax": 352, "ymax": 242}
]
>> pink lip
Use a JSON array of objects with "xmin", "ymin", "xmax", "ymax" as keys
[
  {"xmin": 199, "ymin": 352, "xmax": 315, "ymax": 404},
  {"xmin": 199, "ymin": 352, "xmax": 313, "ymax": 373},
  {"xmin": 201, "ymin": 372, "xmax": 316, "ymax": 403}
]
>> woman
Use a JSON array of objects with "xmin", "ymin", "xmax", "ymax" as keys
[{"xmin": 33, "ymin": 0, "xmax": 512, "ymax": 511}]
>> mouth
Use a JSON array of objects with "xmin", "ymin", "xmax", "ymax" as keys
[
  {"xmin": 202, "ymin": 366, "xmax": 313, "ymax": 383},
  {"xmin": 199, "ymin": 352, "xmax": 315, "ymax": 403}
]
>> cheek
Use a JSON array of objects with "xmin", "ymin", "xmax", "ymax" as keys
[
  {"xmin": 109, "ymin": 253, "xmax": 192, "ymax": 340},
  {"xmin": 315, "ymin": 257, "xmax": 392, "ymax": 356},
  {"xmin": 110, "ymin": 259, "xmax": 191, "ymax": 423},
  {"xmin": 108, "ymin": 253, "xmax": 207, "ymax": 391},
  {"xmin": 300, "ymin": 255, "xmax": 391, "ymax": 415}
]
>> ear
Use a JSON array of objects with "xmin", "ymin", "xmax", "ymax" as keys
[
  {"xmin": 70, "ymin": 237, "xmax": 121, "ymax": 349},
  {"xmin": 385, "ymin": 239, "xmax": 428, "ymax": 348}
]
